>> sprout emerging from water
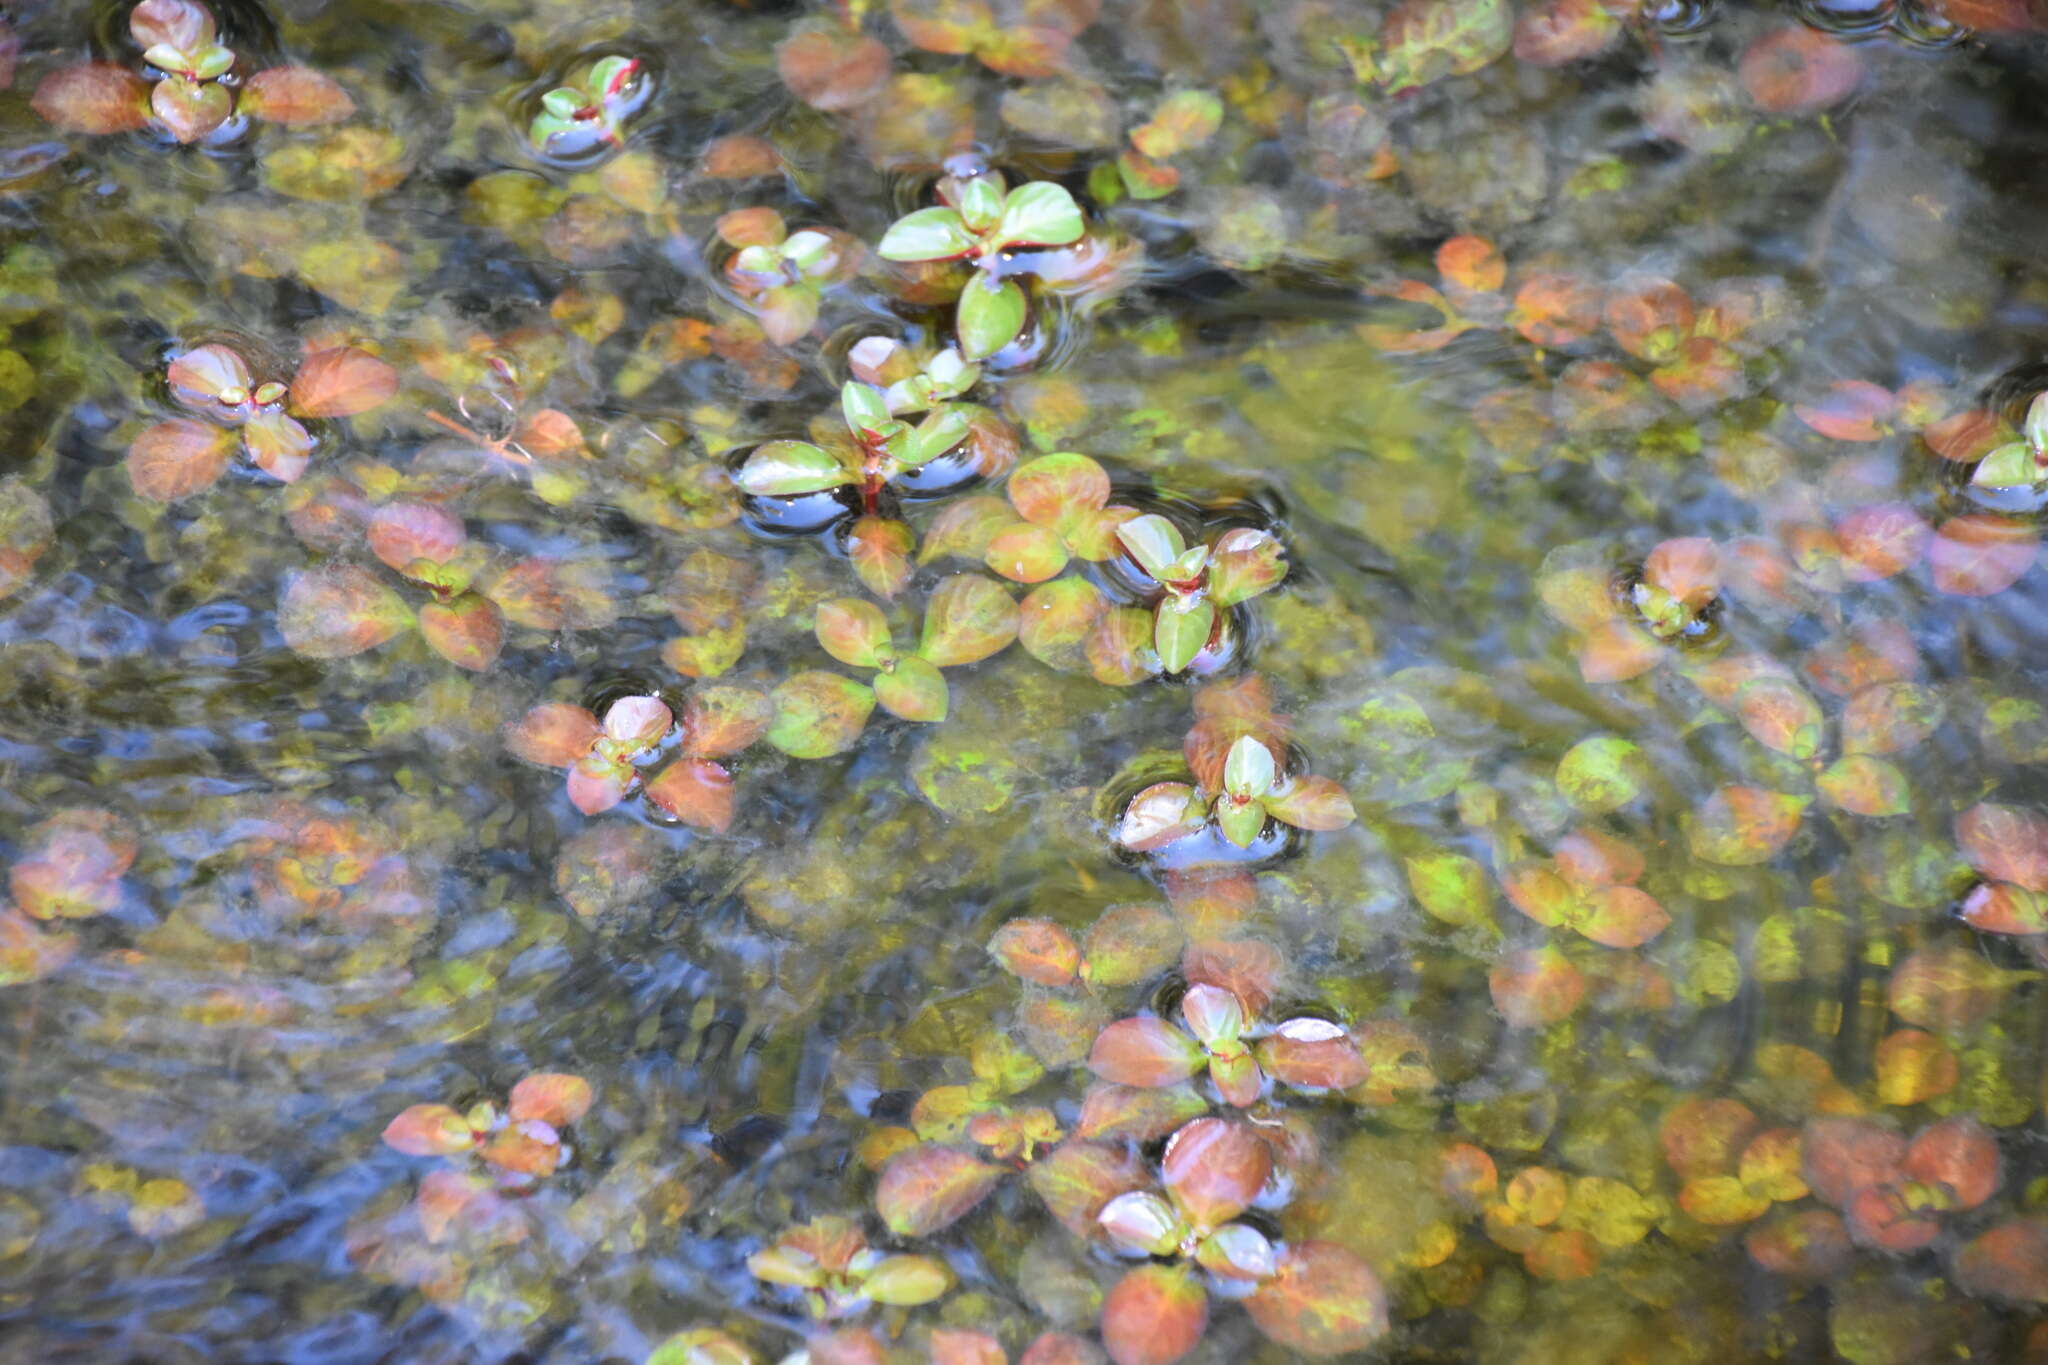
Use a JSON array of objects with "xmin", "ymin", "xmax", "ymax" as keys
[{"xmin": 528, "ymin": 56, "xmax": 644, "ymax": 157}]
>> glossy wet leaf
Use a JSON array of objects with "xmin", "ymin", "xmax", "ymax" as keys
[
  {"xmin": 1264, "ymin": 776, "xmax": 1355, "ymax": 831},
  {"xmin": 877, "ymin": 206, "xmax": 976, "ymax": 262},
  {"xmin": 1161, "ymin": 1116, "xmax": 1269, "ymax": 1228},
  {"xmin": 1243, "ymin": 1242, "xmax": 1389, "ymax": 1355},
  {"xmin": 1101, "ymin": 1264, "xmax": 1206, "ymax": 1365},
  {"xmin": 995, "ymin": 181, "xmax": 1084, "ymax": 250},
  {"xmin": 989, "ymin": 918, "xmax": 1081, "ymax": 987},
  {"xmin": 645, "ymin": 759, "xmax": 736, "ymax": 832},
  {"xmin": 876, "ymin": 1145, "xmax": 1004, "ymax": 1237},
  {"xmin": 956, "ymin": 274, "xmax": 1027, "ymax": 361},
  {"xmin": 919, "ymin": 574, "xmax": 1017, "ymax": 665},
  {"xmin": 1152, "ymin": 597, "xmax": 1214, "ymax": 676},
  {"xmin": 1027, "ymin": 1139, "xmax": 1146, "ymax": 1237},
  {"xmin": 1088, "ymin": 1016, "xmax": 1203, "ymax": 1087},
  {"xmin": 735, "ymin": 440, "xmax": 850, "ymax": 496},
  {"xmin": 152, "ymin": 76, "xmax": 231, "ymax": 143},
  {"xmin": 1118, "ymin": 782, "xmax": 1202, "ymax": 852},
  {"xmin": 1206, "ymin": 529, "xmax": 1285, "ymax": 606},
  {"xmin": 128, "ymin": 419, "xmax": 232, "ymax": 502},
  {"xmin": 766, "ymin": 672, "xmax": 875, "ymax": 758},
  {"xmin": 1959, "ymin": 881, "xmax": 2048, "ymax": 935},
  {"xmin": 1258, "ymin": 1018, "xmax": 1370, "ymax": 1091},
  {"xmin": 243, "ymin": 409, "xmax": 314, "ymax": 482}
]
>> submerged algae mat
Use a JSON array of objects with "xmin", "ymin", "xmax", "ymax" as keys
[{"xmin": 6, "ymin": 0, "xmax": 2048, "ymax": 1361}]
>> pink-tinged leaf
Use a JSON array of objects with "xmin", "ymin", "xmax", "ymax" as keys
[
  {"xmin": 240, "ymin": 67, "xmax": 356, "ymax": 125},
  {"xmin": 382, "ymin": 1103, "xmax": 476, "ymax": 1156},
  {"xmin": 1800, "ymin": 1116, "xmax": 1906, "ymax": 1208},
  {"xmin": 1206, "ymin": 528, "xmax": 1286, "ymax": 607},
  {"xmin": 988, "ymin": 918, "xmax": 1081, "ymax": 987},
  {"xmin": 1179, "ymin": 982, "xmax": 1245, "ymax": 1051},
  {"xmin": 152, "ymin": 75, "xmax": 231, "ymax": 143},
  {"xmin": 0, "ymin": 909, "xmax": 78, "ymax": 984},
  {"xmin": 716, "ymin": 207, "xmax": 785, "ymax": 249},
  {"xmin": 1073, "ymin": 1083, "xmax": 1208, "ymax": 1142},
  {"xmin": 1922, "ymin": 408, "xmax": 2008, "ymax": 462},
  {"xmin": 1845, "ymin": 1181, "xmax": 1939, "ymax": 1251},
  {"xmin": 1686, "ymin": 786, "xmax": 1808, "ymax": 866},
  {"xmin": 874, "ymin": 654, "xmax": 948, "ymax": 722},
  {"xmin": 1209, "ymin": 1049, "xmax": 1262, "ymax": 1107},
  {"xmin": 1008, "ymin": 451, "xmax": 1109, "ymax": 527},
  {"xmin": 1643, "ymin": 536, "xmax": 1719, "ymax": 606},
  {"xmin": 1017, "ymin": 578, "xmax": 1107, "ymax": 672},
  {"xmin": 1501, "ymin": 861, "xmax": 1578, "ymax": 928},
  {"xmin": 1604, "ymin": 277, "xmax": 1695, "ymax": 363},
  {"xmin": 1650, "ymin": 337, "xmax": 1745, "ymax": 408},
  {"xmin": 1660, "ymin": 1098, "xmax": 1759, "ymax": 1180},
  {"xmin": 366, "ymin": 501, "xmax": 466, "ymax": 576},
  {"xmin": 1740, "ymin": 25, "xmax": 1864, "ymax": 114},
  {"xmin": 243, "ymin": 408, "xmax": 314, "ymax": 483},
  {"xmin": 1834, "ymin": 503, "xmax": 1930, "ymax": 583},
  {"xmin": 508, "ymin": 1073, "xmax": 593, "ymax": 1127},
  {"xmin": 603, "ymin": 696, "xmax": 672, "ymax": 747},
  {"xmin": 1513, "ymin": 0, "xmax": 1623, "ymax": 66},
  {"xmin": 806, "ymin": 1328, "xmax": 887, "ymax": 1365},
  {"xmin": 1489, "ymin": 947, "xmax": 1585, "ymax": 1028},
  {"xmin": 1874, "ymin": 1029, "xmax": 1958, "ymax": 1106},
  {"xmin": 919, "ymin": 573, "xmax": 1017, "ymax": 666},
  {"xmin": 278, "ymin": 564, "xmax": 411, "ymax": 658},
  {"xmin": 680, "ymin": 685, "xmax": 773, "ymax": 758},
  {"xmin": 32, "ymin": 63, "xmax": 149, "ymax": 134},
  {"xmin": 128, "ymin": 418, "xmax": 232, "ymax": 501},
  {"xmin": 918, "ymin": 495, "xmax": 1016, "ymax": 565},
  {"xmin": 1577, "ymin": 618, "xmax": 1664, "ymax": 683},
  {"xmin": 875, "ymin": 1145, "xmax": 1004, "ymax": 1237},
  {"xmin": 776, "ymin": 25, "xmax": 891, "ymax": 111},
  {"xmin": 1101, "ymin": 1264, "xmax": 1207, "ymax": 1365},
  {"xmin": 167, "ymin": 342, "xmax": 252, "ymax": 407},
  {"xmin": 419, "ymin": 593, "xmax": 504, "ymax": 671},
  {"xmin": 1162, "ymin": 1117, "xmax": 1271, "ymax": 1228},
  {"xmin": 1263, "ymin": 775, "xmax": 1355, "ymax": 832},
  {"xmin": 1017, "ymin": 1335, "xmax": 1102, "ymax": 1365},
  {"xmin": 644, "ymin": 759, "xmax": 736, "ymax": 832},
  {"xmin": 1243, "ymin": 1242, "xmax": 1390, "ymax": 1356},
  {"xmin": 132, "ymin": 0, "xmax": 214, "ymax": 49},
  {"xmin": 1734, "ymin": 677, "xmax": 1824, "ymax": 759},
  {"xmin": 1086, "ymin": 605, "xmax": 1155, "ymax": 686},
  {"xmin": 1027, "ymin": 1140, "xmax": 1147, "ymax": 1238},
  {"xmin": 1929, "ymin": 514, "xmax": 2039, "ymax": 596},
  {"xmin": 984, "ymin": 521, "xmax": 1069, "ymax": 583},
  {"xmin": 1956, "ymin": 1219, "xmax": 2048, "ymax": 1303},
  {"xmin": 1960, "ymin": 881, "xmax": 2048, "ymax": 935},
  {"xmin": 1118, "ymin": 782, "xmax": 1202, "ymax": 852},
  {"xmin": 1087, "ymin": 1016, "xmax": 1203, "ymax": 1087},
  {"xmin": 1841, "ymin": 682, "xmax": 1944, "ymax": 755},
  {"xmin": 1795, "ymin": 380, "xmax": 1894, "ymax": 441},
  {"xmin": 8, "ymin": 809, "xmax": 135, "ymax": 921},
  {"xmin": 815, "ymin": 597, "xmax": 893, "ymax": 669},
  {"xmin": 566, "ymin": 755, "xmax": 633, "ymax": 815},
  {"xmin": 507, "ymin": 702, "xmax": 600, "ymax": 768},
  {"xmin": 289, "ymin": 347, "xmax": 397, "ymax": 417},
  {"xmin": 1816, "ymin": 755, "xmax": 1910, "ymax": 817},
  {"xmin": 1182, "ymin": 936, "xmax": 1281, "ymax": 1014},
  {"xmin": 1954, "ymin": 803, "xmax": 2048, "ymax": 891},
  {"xmin": 479, "ymin": 1118, "xmax": 561, "ymax": 1177},
  {"xmin": 1888, "ymin": 945, "xmax": 2023, "ymax": 1031},
  {"xmin": 1746, "ymin": 1208, "xmax": 1853, "ymax": 1279},
  {"xmin": 1577, "ymin": 886, "xmax": 1670, "ymax": 948},
  {"xmin": 1553, "ymin": 828, "xmax": 1644, "ymax": 887},
  {"xmin": 1258, "ymin": 1018, "xmax": 1369, "ymax": 1091},
  {"xmin": 1802, "ymin": 620, "xmax": 1919, "ymax": 697},
  {"xmin": 845, "ymin": 516, "xmax": 915, "ymax": 600},
  {"xmin": 1073, "ymin": 903, "xmax": 1180, "ymax": 988},
  {"xmin": 765, "ymin": 671, "xmax": 874, "ymax": 758},
  {"xmin": 929, "ymin": 1330, "xmax": 1006, "ymax": 1365}
]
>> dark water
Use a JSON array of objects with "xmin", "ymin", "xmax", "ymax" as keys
[{"xmin": 4, "ymin": 1, "xmax": 2048, "ymax": 1362}]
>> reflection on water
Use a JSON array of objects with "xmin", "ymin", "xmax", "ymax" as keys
[{"xmin": 4, "ymin": 0, "xmax": 2048, "ymax": 1361}]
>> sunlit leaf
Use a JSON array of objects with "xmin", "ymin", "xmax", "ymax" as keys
[
  {"xmin": 845, "ymin": 516, "xmax": 915, "ymax": 600},
  {"xmin": 681, "ymin": 685, "xmax": 773, "ymax": 759},
  {"xmin": 1928, "ymin": 514, "xmax": 2039, "ymax": 597},
  {"xmin": 1510, "ymin": 272, "xmax": 1601, "ymax": 348},
  {"xmin": 382, "ymin": 1103, "xmax": 476, "ymax": 1156},
  {"xmin": 1017, "ymin": 577, "xmax": 1107, "ymax": 671},
  {"xmin": 289, "ymin": 347, "xmax": 398, "ymax": 418},
  {"xmin": 1555, "ymin": 735, "xmax": 1647, "ymax": 812},
  {"xmin": 508, "ymin": 1073, "xmax": 593, "ymax": 1127},
  {"xmin": 645, "ymin": 759, "xmax": 736, "ymax": 831},
  {"xmin": 735, "ymin": 440, "xmax": 851, "ymax": 497},
  {"xmin": 988, "ymin": 918, "xmax": 1081, "ymax": 987},
  {"xmin": 1888, "ymin": 944, "xmax": 2028, "ymax": 1031},
  {"xmin": 766, "ymin": 671, "xmax": 875, "ymax": 758},
  {"xmin": 1958, "ymin": 881, "xmax": 2048, "ymax": 935},
  {"xmin": 1118, "ymin": 781, "xmax": 1202, "ymax": 852},
  {"xmin": 995, "ymin": 181, "xmax": 1085, "ymax": 250},
  {"xmin": 776, "ymin": 24, "xmax": 892, "ymax": 111},
  {"xmin": 1874, "ymin": 1029, "xmax": 1958, "ymax": 1106},
  {"xmin": 243, "ymin": 408, "xmax": 314, "ymax": 482},
  {"xmin": 877, "ymin": 206, "xmax": 976, "ymax": 262},
  {"xmin": 1576, "ymin": 886, "xmax": 1669, "ymax": 948},
  {"xmin": 1734, "ymin": 677, "xmax": 1824, "ymax": 759},
  {"xmin": 815, "ymin": 598, "xmax": 893, "ymax": 670},
  {"xmin": 1162, "ymin": 1117, "xmax": 1270, "ymax": 1228},
  {"xmin": 1795, "ymin": 380, "xmax": 1894, "ymax": 441},
  {"xmin": 1264, "ymin": 776, "xmax": 1355, "ymax": 831},
  {"xmin": 1074, "ymin": 1083, "xmax": 1207, "ymax": 1142},
  {"xmin": 1379, "ymin": 0, "xmax": 1513, "ymax": 94},
  {"xmin": 152, "ymin": 75, "xmax": 231, "ymax": 143},
  {"xmin": 566, "ymin": 755, "xmax": 633, "ymax": 815},
  {"xmin": 1207, "ymin": 528, "xmax": 1285, "ymax": 606},
  {"xmin": 1576, "ymin": 618, "xmax": 1663, "ymax": 683},
  {"xmin": 278, "ymin": 563, "xmax": 411, "ymax": 658},
  {"xmin": 956, "ymin": 274, "xmax": 1028, "ymax": 361},
  {"xmin": 1153, "ymin": 597, "xmax": 1213, "ymax": 675},
  {"xmin": 131, "ymin": 0, "xmax": 213, "ymax": 50},
  {"xmin": 1258, "ymin": 1018, "xmax": 1370, "ymax": 1091},
  {"xmin": 919, "ymin": 574, "xmax": 1018, "ymax": 665},
  {"xmin": 1026, "ymin": 1139, "xmax": 1146, "ymax": 1238},
  {"xmin": 920, "ymin": 495, "xmax": 1017, "ymax": 564},
  {"xmin": 875, "ymin": 655, "xmax": 949, "ymax": 722},
  {"xmin": 1834, "ymin": 502, "xmax": 1931, "ymax": 583},
  {"xmin": 1088, "ymin": 1016, "xmax": 1203, "ymax": 1087}
]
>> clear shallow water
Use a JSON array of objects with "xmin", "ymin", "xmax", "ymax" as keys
[{"xmin": 4, "ymin": 1, "xmax": 2048, "ymax": 1362}]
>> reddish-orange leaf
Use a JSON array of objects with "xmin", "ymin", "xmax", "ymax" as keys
[
  {"xmin": 1577, "ymin": 886, "xmax": 1670, "ymax": 948},
  {"xmin": 1501, "ymin": 860, "xmax": 1577, "ymax": 928},
  {"xmin": 1959, "ymin": 881, "xmax": 2048, "ymax": 935},
  {"xmin": 680, "ymin": 684, "xmax": 772, "ymax": 758},
  {"xmin": 289, "ymin": 347, "xmax": 398, "ymax": 418},
  {"xmin": 1087, "ymin": 1016, "xmax": 1203, "ymax": 1087},
  {"xmin": 1017, "ymin": 1334, "xmax": 1103, "ymax": 1365},
  {"xmin": 1440, "ymin": 1143, "xmax": 1499, "ymax": 1209},
  {"xmin": 775, "ymin": 25, "xmax": 891, "ymax": 111},
  {"xmin": 875, "ymin": 1145, "xmax": 1005, "ymax": 1238},
  {"xmin": 479, "ymin": 1119, "xmax": 561, "ymax": 1177},
  {"xmin": 1923, "ymin": 408, "xmax": 2007, "ymax": 462},
  {"xmin": 1661, "ymin": 1098, "xmax": 1760, "ymax": 1180},
  {"xmin": 382, "ymin": 1102, "xmax": 476, "ymax": 1156},
  {"xmin": 1739, "ymin": 26, "xmax": 1864, "ymax": 114},
  {"xmin": 1929, "ymin": 514, "xmax": 2039, "ymax": 597},
  {"xmin": 128, "ymin": 418, "xmax": 232, "ymax": 502},
  {"xmin": 1840, "ymin": 681, "xmax": 1943, "ymax": 755},
  {"xmin": 1436, "ymin": 234, "xmax": 1505, "ymax": 293},
  {"xmin": 1510, "ymin": 272, "xmax": 1602, "ymax": 349},
  {"xmin": 1604, "ymin": 277, "xmax": 1695, "ymax": 362},
  {"xmin": 644, "ymin": 759, "xmax": 736, "ymax": 832},
  {"xmin": 1576, "ymin": 618, "xmax": 1663, "ymax": 683},
  {"xmin": 1650, "ymin": 337, "xmax": 1745, "ymax": 408},
  {"xmin": 1026, "ymin": 1140, "xmax": 1147, "ymax": 1238},
  {"xmin": 240, "ymin": 67, "xmax": 356, "ymax": 125},
  {"xmin": 1643, "ymin": 536, "xmax": 1719, "ymax": 605},
  {"xmin": 278, "ymin": 563, "xmax": 411, "ymax": 658},
  {"xmin": 1073, "ymin": 1082, "xmax": 1208, "ymax": 1143},
  {"xmin": 1181, "ymin": 936, "xmax": 1280, "ymax": 1014},
  {"xmin": 1242, "ymin": 1242, "xmax": 1389, "ymax": 1354},
  {"xmin": 1687, "ymin": 786, "xmax": 1807, "ymax": 866},
  {"xmin": 1101, "ymin": 1264, "xmax": 1207, "ymax": 1365},
  {"xmin": 1554, "ymin": 829, "xmax": 1644, "ymax": 888},
  {"xmin": 1513, "ymin": 0, "xmax": 1624, "ymax": 66},
  {"xmin": 1257, "ymin": 1018, "xmax": 1369, "ymax": 1091},
  {"xmin": 1801, "ymin": 619, "xmax": 1918, "ymax": 696},
  {"xmin": 1955, "ymin": 1219, "xmax": 2048, "ymax": 1303},
  {"xmin": 508, "ymin": 1073, "xmax": 593, "ymax": 1127},
  {"xmin": 506, "ymin": 702, "xmax": 600, "ymax": 768},
  {"xmin": 1489, "ymin": 947, "xmax": 1585, "ymax": 1028},
  {"xmin": 1889, "ymin": 945, "xmax": 2020, "ymax": 1030},
  {"xmin": 929, "ymin": 1330, "xmax": 1005, "ymax": 1365},
  {"xmin": 1955, "ymin": 802, "xmax": 2048, "ymax": 891},
  {"xmin": 1844, "ymin": 1181, "xmax": 1938, "ymax": 1251},
  {"xmin": 31, "ymin": 63, "xmax": 148, "ymax": 134},
  {"xmin": 1800, "ymin": 1116, "xmax": 1905, "ymax": 1208},
  {"xmin": 1746, "ymin": 1208, "xmax": 1853, "ymax": 1279},
  {"xmin": 367, "ymin": 501, "xmax": 466, "ymax": 574},
  {"xmin": 1734, "ymin": 676, "xmax": 1823, "ymax": 759},
  {"xmin": 419, "ymin": 593, "xmax": 504, "ymax": 671},
  {"xmin": 1161, "ymin": 1117, "xmax": 1271, "ymax": 1228},
  {"xmin": 1794, "ymin": 380, "xmax": 1894, "ymax": 441},
  {"xmin": 988, "ymin": 917, "xmax": 1082, "ymax": 987},
  {"xmin": 1834, "ymin": 502, "xmax": 1930, "ymax": 582}
]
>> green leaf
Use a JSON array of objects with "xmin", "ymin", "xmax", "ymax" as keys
[
  {"xmin": 1207, "ymin": 528, "xmax": 1286, "ymax": 606},
  {"xmin": 734, "ymin": 440, "xmax": 850, "ymax": 496},
  {"xmin": 841, "ymin": 380, "xmax": 892, "ymax": 435},
  {"xmin": 876, "ymin": 655, "xmax": 949, "ymax": 722},
  {"xmin": 904, "ymin": 404, "xmax": 971, "ymax": 467},
  {"xmin": 766, "ymin": 671, "xmax": 875, "ymax": 758},
  {"xmin": 1154, "ymin": 597, "xmax": 1215, "ymax": 674},
  {"xmin": 1972, "ymin": 441, "xmax": 2039, "ymax": 491},
  {"xmin": 1116, "ymin": 514, "xmax": 1187, "ymax": 578},
  {"xmin": 781, "ymin": 229, "xmax": 837, "ymax": 275},
  {"xmin": 955, "ymin": 274, "xmax": 1028, "ymax": 360},
  {"xmin": 1216, "ymin": 797, "xmax": 1266, "ymax": 848},
  {"xmin": 1222, "ymin": 735, "xmax": 1276, "ymax": 800},
  {"xmin": 2027, "ymin": 392, "xmax": 2048, "ymax": 453},
  {"xmin": 1406, "ymin": 849, "xmax": 1493, "ymax": 926},
  {"xmin": 815, "ymin": 597, "xmax": 894, "ymax": 669},
  {"xmin": 955, "ymin": 176, "xmax": 1004, "ymax": 233},
  {"xmin": 877, "ymin": 206, "xmax": 976, "ymax": 261},
  {"xmin": 995, "ymin": 181, "xmax": 1085, "ymax": 249},
  {"xmin": 918, "ymin": 574, "xmax": 1018, "ymax": 666},
  {"xmin": 1555, "ymin": 736, "xmax": 1648, "ymax": 813}
]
